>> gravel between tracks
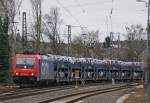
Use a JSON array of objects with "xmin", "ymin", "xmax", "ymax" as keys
[
  {"xmin": 0, "ymin": 84, "xmax": 125, "ymax": 103},
  {"xmin": 78, "ymin": 84, "xmax": 138, "ymax": 103},
  {"xmin": 124, "ymin": 86, "xmax": 147, "ymax": 103},
  {"xmin": 0, "ymin": 85, "xmax": 18, "ymax": 94},
  {"xmin": 78, "ymin": 88, "xmax": 130, "ymax": 103}
]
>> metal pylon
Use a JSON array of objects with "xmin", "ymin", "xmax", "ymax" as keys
[
  {"xmin": 67, "ymin": 25, "xmax": 72, "ymax": 56},
  {"xmin": 22, "ymin": 12, "xmax": 28, "ymax": 53}
]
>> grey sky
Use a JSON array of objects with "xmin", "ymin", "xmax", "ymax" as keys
[{"xmin": 18, "ymin": 0, "xmax": 147, "ymax": 41}]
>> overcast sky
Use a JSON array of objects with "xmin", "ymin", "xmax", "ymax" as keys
[{"xmin": 18, "ymin": 0, "xmax": 148, "ymax": 41}]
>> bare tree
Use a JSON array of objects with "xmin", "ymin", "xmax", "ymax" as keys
[
  {"xmin": 125, "ymin": 24, "xmax": 147, "ymax": 61},
  {"xmin": 30, "ymin": 0, "xmax": 42, "ymax": 54},
  {"xmin": 0, "ymin": 0, "xmax": 22, "ymax": 82},
  {"xmin": 0, "ymin": 0, "xmax": 23, "ymax": 56},
  {"xmin": 43, "ymin": 7, "xmax": 63, "ymax": 54},
  {"xmin": 0, "ymin": 0, "xmax": 22, "ymax": 18},
  {"xmin": 125, "ymin": 24, "xmax": 146, "ymax": 40},
  {"xmin": 73, "ymin": 30, "xmax": 99, "ymax": 46},
  {"xmin": 72, "ymin": 30, "xmax": 101, "ymax": 57}
]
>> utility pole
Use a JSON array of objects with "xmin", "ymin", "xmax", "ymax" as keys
[
  {"xmin": 117, "ymin": 33, "xmax": 120, "ymax": 60},
  {"xmin": 109, "ymin": 0, "xmax": 113, "ymax": 60},
  {"xmin": 136, "ymin": 0, "xmax": 149, "ymax": 86},
  {"xmin": 66, "ymin": 24, "xmax": 86, "ymax": 86},
  {"xmin": 110, "ymin": 32, "xmax": 113, "ymax": 59},
  {"xmin": 66, "ymin": 25, "xmax": 87, "ymax": 56},
  {"xmin": 66, "ymin": 25, "xmax": 72, "ymax": 56},
  {"xmin": 147, "ymin": 0, "xmax": 150, "ymax": 102},
  {"xmin": 38, "ymin": 0, "xmax": 42, "ymax": 54},
  {"xmin": 22, "ymin": 12, "xmax": 28, "ymax": 53},
  {"xmin": 137, "ymin": 0, "xmax": 150, "ymax": 102}
]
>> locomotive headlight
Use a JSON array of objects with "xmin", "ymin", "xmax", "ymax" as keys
[
  {"xmin": 31, "ymin": 73, "xmax": 34, "ymax": 76},
  {"xmin": 24, "ymin": 66, "xmax": 27, "ymax": 68},
  {"xmin": 15, "ymin": 72, "xmax": 19, "ymax": 75}
]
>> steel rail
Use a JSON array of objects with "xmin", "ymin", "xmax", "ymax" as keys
[
  {"xmin": 66, "ymin": 86, "xmax": 129, "ymax": 103},
  {"xmin": 0, "ymin": 86, "xmax": 73, "ymax": 101},
  {"xmin": 0, "ymin": 82, "xmax": 121, "ymax": 97},
  {"xmin": 39, "ymin": 83, "xmax": 138, "ymax": 103},
  {"xmin": 0, "ymin": 82, "xmax": 113, "ymax": 101}
]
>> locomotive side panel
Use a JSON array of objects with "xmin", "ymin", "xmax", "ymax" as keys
[{"xmin": 38, "ymin": 56, "xmax": 55, "ymax": 81}]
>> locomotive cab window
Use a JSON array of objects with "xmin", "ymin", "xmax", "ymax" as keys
[{"xmin": 16, "ymin": 57, "xmax": 35, "ymax": 69}]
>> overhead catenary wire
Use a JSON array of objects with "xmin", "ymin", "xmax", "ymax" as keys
[
  {"xmin": 74, "ymin": 0, "xmax": 86, "ymax": 13},
  {"xmin": 55, "ymin": 0, "xmax": 81, "ymax": 26},
  {"xmin": 65, "ymin": 0, "xmax": 110, "ymax": 8}
]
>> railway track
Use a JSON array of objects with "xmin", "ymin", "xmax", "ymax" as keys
[
  {"xmin": 0, "ymin": 85, "xmax": 73, "ymax": 101},
  {"xmin": 0, "ymin": 82, "xmax": 110, "ymax": 101},
  {"xmin": 39, "ymin": 83, "xmax": 138, "ymax": 103},
  {"xmin": 0, "ymin": 82, "xmax": 102, "ymax": 97}
]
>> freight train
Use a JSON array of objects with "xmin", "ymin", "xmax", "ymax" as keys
[{"xmin": 12, "ymin": 54, "xmax": 145, "ymax": 86}]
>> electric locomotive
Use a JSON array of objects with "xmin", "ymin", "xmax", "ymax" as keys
[{"xmin": 13, "ymin": 54, "xmax": 39, "ymax": 85}]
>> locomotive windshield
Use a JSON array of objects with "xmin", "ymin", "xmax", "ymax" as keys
[{"xmin": 16, "ymin": 57, "xmax": 35, "ymax": 69}]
